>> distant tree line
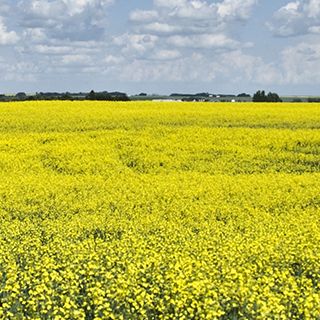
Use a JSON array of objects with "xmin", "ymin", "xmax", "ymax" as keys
[
  {"xmin": 253, "ymin": 90, "xmax": 282, "ymax": 102},
  {"xmin": 307, "ymin": 97, "xmax": 320, "ymax": 103},
  {"xmin": 170, "ymin": 92, "xmax": 212, "ymax": 98},
  {"xmin": 237, "ymin": 93, "xmax": 251, "ymax": 97},
  {"xmin": 0, "ymin": 90, "xmax": 130, "ymax": 102},
  {"xmin": 1, "ymin": 89, "xmax": 320, "ymax": 103},
  {"xmin": 85, "ymin": 90, "xmax": 130, "ymax": 101}
]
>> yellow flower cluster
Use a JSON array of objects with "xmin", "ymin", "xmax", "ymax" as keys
[{"xmin": 0, "ymin": 101, "xmax": 319, "ymax": 319}]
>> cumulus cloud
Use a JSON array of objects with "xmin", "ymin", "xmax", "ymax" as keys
[
  {"xmin": 143, "ymin": 23, "xmax": 181, "ymax": 34},
  {"xmin": 18, "ymin": 0, "xmax": 114, "ymax": 41},
  {"xmin": 98, "ymin": 47, "xmax": 283, "ymax": 86},
  {"xmin": 268, "ymin": 0, "xmax": 320, "ymax": 37},
  {"xmin": 167, "ymin": 33, "xmax": 240, "ymax": 49},
  {"xmin": 112, "ymin": 54, "xmax": 218, "ymax": 82},
  {"xmin": 19, "ymin": 40, "xmax": 101, "ymax": 56},
  {"xmin": 115, "ymin": 0, "xmax": 258, "ymax": 67},
  {"xmin": 1, "ymin": 0, "xmax": 262, "ymax": 86},
  {"xmin": 0, "ymin": 18, "xmax": 20, "ymax": 45},
  {"xmin": 107, "ymin": 0, "xmax": 259, "ymax": 86},
  {"xmin": 280, "ymin": 42, "xmax": 320, "ymax": 83},
  {"xmin": 113, "ymin": 33, "xmax": 159, "ymax": 57},
  {"xmin": 129, "ymin": 10, "xmax": 159, "ymax": 22},
  {"xmin": 153, "ymin": 0, "xmax": 257, "ymax": 21},
  {"xmin": 22, "ymin": 28, "xmax": 47, "ymax": 43},
  {"xmin": 61, "ymin": 54, "xmax": 92, "ymax": 66},
  {"xmin": 4, "ymin": 0, "xmax": 318, "ymax": 93},
  {"xmin": 0, "ymin": 60, "xmax": 38, "ymax": 82},
  {"xmin": 104, "ymin": 54, "xmax": 124, "ymax": 64},
  {"xmin": 150, "ymin": 49, "xmax": 182, "ymax": 60},
  {"xmin": 217, "ymin": 0, "xmax": 257, "ymax": 20},
  {"xmin": 268, "ymin": 0, "xmax": 320, "ymax": 103},
  {"xmin": 0, "ymin": 0, "xmax": 117, "ymax": 83},
  {"xmin": 23, "ymin": 0, "xmax": 114, "ymax": 18},
  {"xmin": 130, "ymin": 0, "xmax": 258, "ymax": 39}
]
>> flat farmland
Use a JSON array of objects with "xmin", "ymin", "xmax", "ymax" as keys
[{"xmin": 0, "ymin": 101, "xmax": 319, "ymax": 319}]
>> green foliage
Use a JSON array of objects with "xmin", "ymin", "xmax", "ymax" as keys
[
  {"xmin": 308, "ymin": 97, "xmax": 320, "ymax": 103},
  {"xmin": 85, "ymin": 90, "xmax": 130, "ymax": 101},
  {"xmin": 253, "ymin": 90, "xmax": 282, "ymax": 102},
  {"xmin": 237, "ymin": 93, "xmax": 251, "ymax": 97}
]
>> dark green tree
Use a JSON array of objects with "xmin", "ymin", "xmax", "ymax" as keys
[
  {"xmin": 267, "ymin": 92, "xmax": 282, "ymax": 102},
  {"xmin": 252, "ymin": 90, "xmax": 266, "ymax": 102},
  {"xmin": 253, "ymin": 90, "xmax": 282, "ymax": 102}
]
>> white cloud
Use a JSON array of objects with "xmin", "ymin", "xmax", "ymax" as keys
[
  {"xmin": 154, "ymin": 0, "xmax": 187, "ymax": 9},
  {"xmin": 27, "ymin": 1, "xmax": 64, "ymax": 18},
  {"xmin": 143, "ymin": 22, "xmax": 180, "ymax": 34},
  {"xmin": 309, "ymin": 26, "xmax": 320, "ymax": 34},
  {"xmin": 167, "ymin": 1, "xmax": 217, "ymax": 20},
  {"xmin": 129, "ymin": 10, "xmax": 159, "ymax": 22},
  {"xmin": 114, "ymin": 56, "xmax": 211, "ymax": 82},
  {"xmin": 34, "ymin": 45, "xmax": 73, "ymax": 55},
  {"xmin": 217, "ymin": 0, "xmax": 257, "ymax": 20},
  {"xmin": 113, "ymin": 33, "xmax": 159, "ymax": 56},
  {"xmin": 304, "ymin": 0, "xmax": 320, "ymax": 18},
  {"xmin": 5, "ymin": 0, "xmax": 316, "ymax": 93},
  {"xmin": 0, "ymin": 18, "xmax": 19, "ymax": 45},
  {"xmin": 153, "ymin": 0, "xmax": 257, "ymax": 21},
  {"xmin": 100, "ymin": 48, "xmax": 283, "ymax": 86},
  {"xmin": 281, "ymin": 42, "xmax": 320, "ymax": 83},
  {"xmin": 100, "ymin": 0, "xmax": 262, "ymax": 85},
  {"xmin": 150, "ymin": 49, "xmax": 181, "ymax": 60},
  {"xmin": 269, "ymin": 0, "xmax": 320, "ymax": 37},
  {"xmin": 118, "ymin": 0, "xmax": 258, "ymax": 61},
  {"xmin": 22, "ymin": 28, "xmax": 47, "ymax": 42},
  {"xmin": 63, "ymin": 0, "xmax": 114, "ymax": 16},
  {"xmin": 18, "ymin": 0, "xmax": 115, "ymax": 41},
  {"xmin": 0, "ymin": 61, "xmax": 38, "ymax": 82},
  {"xmin": 6, "ymin": 0, "xmax": 260, "ymax": 85},
  {"xmin": 61, "ymin": 54, "xmax": 92, "ymax": 65},
  {"xmin": 25, "ymin": 42, "xmax": 100, "ymax": 55},
  {"xmin": 24, "ymin": 0, "xmax": 114, "ymax": 18},
  {"xmin": 167, "ymin": 33, "xmax": 239, "ymax": 49},
  {"xmin": 105, "ymin": 54, "xmax": 124, "ymax": 64}
]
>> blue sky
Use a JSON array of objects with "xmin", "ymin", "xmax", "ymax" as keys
[{"xmin": 0, "ymin": 0, "xmax": 320, "ymax": 95}]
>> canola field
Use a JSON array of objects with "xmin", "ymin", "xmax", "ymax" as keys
[{"xmin": 0, "ymin": 101, "xmax": 319, "ymax": 319}]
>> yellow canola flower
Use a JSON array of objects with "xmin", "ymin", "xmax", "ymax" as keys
[{"xmin": 0, "ymin": 101, "xmax": 319, "ymax": 319}]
